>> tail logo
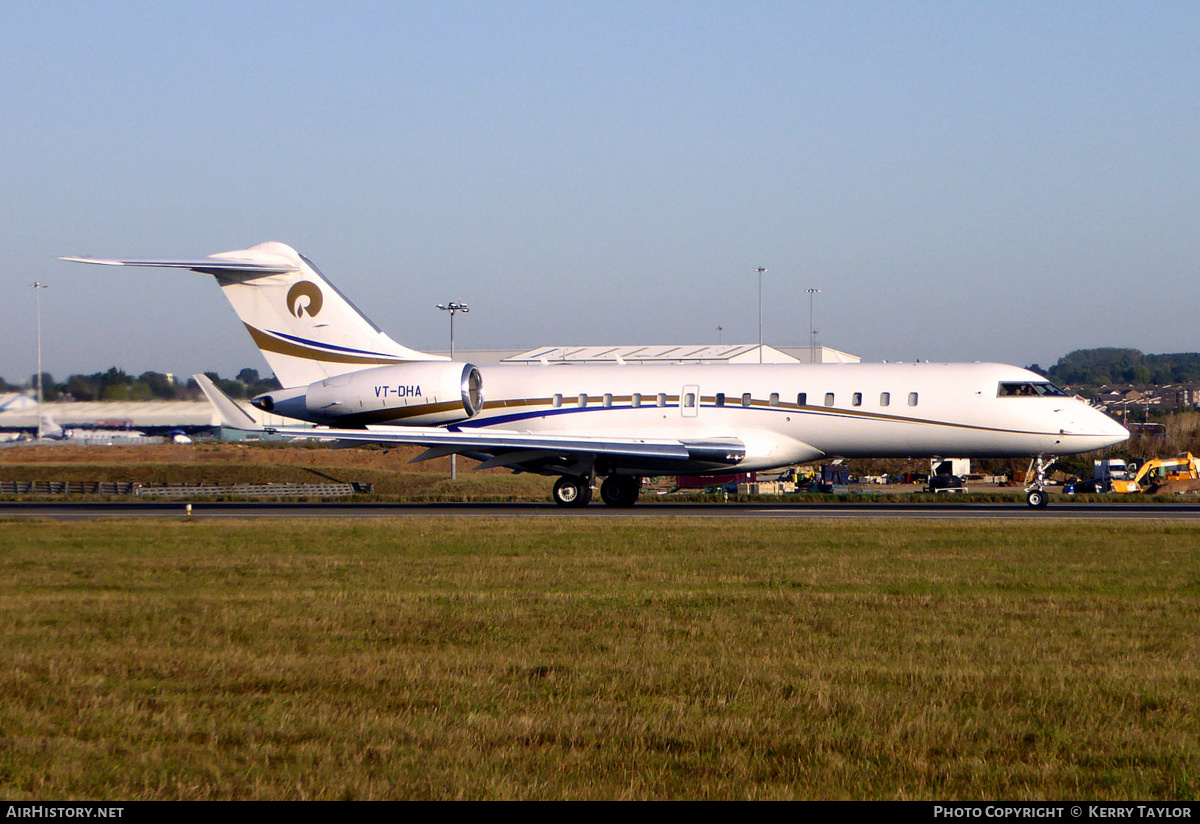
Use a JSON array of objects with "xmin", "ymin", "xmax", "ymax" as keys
[{"xmin": 287, "ymin": 281, "xmax": 323, "ymax": 319}]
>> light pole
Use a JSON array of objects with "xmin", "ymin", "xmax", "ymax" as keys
[
  {"xmin": 436, "ymin": 301, "xmax": 469, "ymax": 359},
  {"xmin": 717, "ymin": 325, "xmax": 723, "ymax": 345},
  {"xmin": 755, "ymin": 267, "xmax": 768, "ymax": 363},
  {"xmin": 806, "ymin": 288, "xmax": 821, "ymax": 363},
  {"xmin": 31, "ymin": 281, "xmax": 47, "ymax": 440},
  {"xmin": 436, "ymin": 301, "xmax": 469, "ymax": 479}
]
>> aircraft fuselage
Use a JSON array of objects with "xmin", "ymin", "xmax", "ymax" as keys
[{"xmin": 289, "ymin": 360, "xmax": 1126, "ymax": 474}]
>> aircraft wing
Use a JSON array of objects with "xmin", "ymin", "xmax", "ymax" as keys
[
  {"xmin": 290, "ymin": 424, "xmax": 737, "ymax": 458},
  {"xmin": 273, "ymin": 425, "xmax": 745, "ymax": 473},
  {"xmin": 194, "ymin": 374, "xmax": 262, "ymax": 429},
  {"xmin": 194, "ymin": 374, "xmax": 746, "ymax": 472}
]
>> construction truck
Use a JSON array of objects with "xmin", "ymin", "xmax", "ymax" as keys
[
  {"xmin": 1112, "ymin": 453, "xmax": 1200, "ymax": 494},
  {"xmin": 1079, "ymin": 458, "xmax": 1136, "ymax": 493},
  {"xmin": 1093, "ymin": 458, "xmax": 1133, "ymax": 492}
]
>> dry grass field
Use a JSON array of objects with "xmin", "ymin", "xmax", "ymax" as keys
[
  {"xmin": 0, "ymin": 442, "xmax": 554, "ymax": 501},
  {"xmin": 1, "ymin": 516, "xmax": 1197, "ymax": 800}
]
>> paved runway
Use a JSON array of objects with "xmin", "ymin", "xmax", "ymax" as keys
[{"xmin": 4, "ymin": 500, "xmax": 1200, "ymax": 521}]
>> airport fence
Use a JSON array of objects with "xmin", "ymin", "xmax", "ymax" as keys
[{"xmin": 0, "ymin": 481, "xmax": 368, "ymax": 497}]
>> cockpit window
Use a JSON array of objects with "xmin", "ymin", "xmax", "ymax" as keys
[{"xmin": 997, "ymin": 382, "xmax": 1067, "ymax": 398}]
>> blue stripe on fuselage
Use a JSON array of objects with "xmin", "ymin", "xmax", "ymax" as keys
[{"xmin": 264, "ymin": 328, "xmax": 401, "ymax": 358}]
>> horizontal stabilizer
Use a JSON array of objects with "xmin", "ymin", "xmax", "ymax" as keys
[{"xmin": 60, "ymin": 256, "xmax": 297, "ymax": 276}]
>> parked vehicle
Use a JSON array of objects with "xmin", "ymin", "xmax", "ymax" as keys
[{"xmin": 926, "ymin": 474, "xmax": 967, "ymax": 494}]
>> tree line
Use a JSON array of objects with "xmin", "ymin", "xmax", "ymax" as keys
[
  {"xmin": 0, "ymin": 368, "xmax": 281, "ymax": 401},
  {"xmin": 1029, "ymin": 348, "xmax": 1200, "ymax": 387}
]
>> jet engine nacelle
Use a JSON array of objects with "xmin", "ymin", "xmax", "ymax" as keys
[{"xmin": 254, "ymin": 362, "xmax": 484, "ymax": 426}]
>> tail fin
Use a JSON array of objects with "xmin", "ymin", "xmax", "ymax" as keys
[
  {"xmin": 39, "ymin": 415, "xmax": 64, "ymax": 440},
  {"xmin": 63, "ymin": 242, "xmax": 444, "ymax": 387}
]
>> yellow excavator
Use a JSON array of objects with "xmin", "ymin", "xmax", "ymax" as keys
[{"xmin": 1110, "ymin": 453, "xmax": 1200, "ymax": 494}]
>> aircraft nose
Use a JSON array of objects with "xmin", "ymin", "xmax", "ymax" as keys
[
  {"xmin": 1091, "ymin": 407, "xmax": 1130, "ymax": 447},
  {"xmin": 1054, "ymin": 404, "xmax": 1129, "ymax": 451}
]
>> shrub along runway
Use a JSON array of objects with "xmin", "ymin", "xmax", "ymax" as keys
[{"xmin": 1, "ymin": 517, "xmax": 1197, "ymax": 799}]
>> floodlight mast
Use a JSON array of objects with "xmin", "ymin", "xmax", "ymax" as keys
[
  {"xmin": 807, "ymin": 288, "xmax": 821, "ymax": 363},
  {"xmin": 435, "ymin": 301, "xmax": 469, "ymax": 359},
  {"xmin": 755, "ymin": 268, "xmax": 768, "ymax": 363},
  {"xmin": 436, "ymin": 300, "xmax": 470, "ymax": 479},
  {"xmin": 31, "ymin": 281, "xmax": 47, "ymax": 440}
]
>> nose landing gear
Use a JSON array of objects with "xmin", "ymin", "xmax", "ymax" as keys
[{"xmin": 1024, "ymin": 456, "xmax": 1055, "ymax": 508}]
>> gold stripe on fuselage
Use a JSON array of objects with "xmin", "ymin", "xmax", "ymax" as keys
[{"xmin": 245, "ymin": 324, "xmax": 411, "ymax": 366}]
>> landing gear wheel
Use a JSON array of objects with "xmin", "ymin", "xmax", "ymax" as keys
[
  {"xmin": 1024, "ymin": 455, "xmax": 1054, "ymax": 509},
  {"xmin": 553, "ymin": 476, "xmax": 592, "ymax": 507},
  {"xmin": 600, "ymin": 475, "xmax": 641, "ymax": 507}
]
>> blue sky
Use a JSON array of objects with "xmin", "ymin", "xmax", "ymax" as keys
[{"xmin": 2, "ymin": 1, "xmax": 1197, "ymax": 384}]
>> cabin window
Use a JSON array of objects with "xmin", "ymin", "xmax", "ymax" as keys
[
  {"xmin": 684, "ymin": 392, "xmax": 696, "ymax": 408},
  {"xmin": 852, "ymin": 392, "xmax": 862, "ymax": 407},
  {"xmin": 631, "ymin": 393, "xmax": 642, "ymax": 408},
  {"xmin": 824, "ymin": 393, "xmax": 835, "ymax": 407},
  {"xmin": 880, "ymin": 392, "xmax": 890, "ymax": 407},
  {"xmin": 656, "ymin": 393, "xmax": 666, "ymax": 407},
  {"xmin": 552, "ymin": 394, "xmax": 562, "ymax": 408},
  {"xmin": 741, "ymin": 393, "xmax": 752, "ymax": 408},
  {"xmin": 797, "ymin": 392, "xmax": 807, "ymax": 407},
  {"xmin": 578, "ymin": 394, "xmax": 588, "ymax": 408},
  {"xmin": 769, "ymin": 393, "xmax": 779, "ymax": 407},
  {"xmin": 908, "ymin": 392, "xmax": 919, "ymax": 407},
  {"xmin": 603, "ymin": 393, "xmax": 613, "ymax": 408},
  {"xmin": 715, "ymin": 392, "xmax": 725, "ymax": 407}
]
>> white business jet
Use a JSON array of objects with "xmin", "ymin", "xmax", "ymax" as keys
[{"xmin": 63, "ymin": 242, "xmax": 1128, "ymax": 507}]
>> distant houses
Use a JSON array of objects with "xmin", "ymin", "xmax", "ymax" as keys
[{"xmin": 1075, "ymin": 382, "xmax": 1200, "ymax": 418}]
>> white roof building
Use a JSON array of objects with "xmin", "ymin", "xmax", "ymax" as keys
[
  {"xmin": 0, "ymin": 393, "xmax": 38, "ymax": 413},
  {"xmin": 441, "ymin": 344, "xmax": 860, "ymax": 366}
]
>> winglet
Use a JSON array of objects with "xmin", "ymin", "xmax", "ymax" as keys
[{"xmin": 193, "ymin": 374, "xmax": 263, "ymax": 431}]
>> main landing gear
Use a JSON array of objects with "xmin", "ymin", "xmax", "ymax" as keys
[
  {"xmin": 599, "ymin": 475, "xmax": 640, "ymax": 507},
  {"xmin": 551, "ymin": 475, "xmax": 641, "ymax": 507},
  {"xmin": 1024, "ymin": 456, "xmax": 1055, "ymax": 508},
  {"xmin": 552, "ymin": 475, "xmax": 592, "ymax": 507}
]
